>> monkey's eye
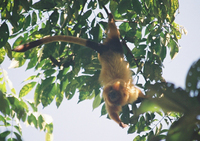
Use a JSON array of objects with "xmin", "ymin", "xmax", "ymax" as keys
[{"xmin": 108, "ymin": 91, "xmax": 120, "ymax": 102}]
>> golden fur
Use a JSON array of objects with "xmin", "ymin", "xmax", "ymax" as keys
[{"xmin": 98, "ymin": 14, "xmax": 147, "ymax": 128}]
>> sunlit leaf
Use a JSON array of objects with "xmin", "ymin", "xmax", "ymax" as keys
[
  {"xmin": 19, "ymin": 82, "xmax": 37, "ymax": 97},
  {"xmin": 168, "ymin": 37, "xmax": 179, "ymax": 59},
  {"xmin": 0, "ymin": 48, "xmax": 6, "ymax": 64},
  {"xmin": 45, "ymin": 132, "xmax": 53, "ymax": 141},
  {"xmin": 56, "ymin": 91, "xmax": 63, "ymax": 108},
  {"xmin": 92, "ymin": 93, "xmax": 101, "ymax": 110},
  {"xmin": 34, "ymin": 84, "xmax": 41, "ymax": 106},
  {"xmin": 46, "ymin": 123, "xmax": 53, "ymax": 134},
  {"xmin": 27, "ymin": 113, "xmax": 37, "ymax": 128}
]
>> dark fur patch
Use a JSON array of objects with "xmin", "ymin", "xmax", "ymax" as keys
[
  {"xmin": 104, "ymin": 37, "xmax": 123, "ymax": 54},
  {"xmin": 86, "ymin": 40, "xmax": 109, "ymax": 54}
]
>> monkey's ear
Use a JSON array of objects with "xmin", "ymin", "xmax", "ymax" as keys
[{"xmin": 113, "ymin": 81, "xmax": 120, "ymax": 91}]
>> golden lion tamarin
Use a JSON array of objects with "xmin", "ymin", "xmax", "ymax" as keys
[{"xmin": 13, "ymin": 13, "xmax": 147, "ymax": 128}]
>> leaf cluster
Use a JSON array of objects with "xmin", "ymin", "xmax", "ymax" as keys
[{"xmin": 0, "ymin": 69, "xmax": 53, "ymax": 141}]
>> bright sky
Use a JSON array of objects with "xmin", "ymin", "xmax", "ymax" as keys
[{"xmin": 2, "ymin": 0, "xmax": 200, "ymax": 141}]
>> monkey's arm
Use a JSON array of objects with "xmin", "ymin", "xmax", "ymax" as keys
[
  {"xmin": 106, "ymin": 104, "xmax": 128, "ymax": 128},
  {"xmin": 12, "ymin": 35, "xmax": 108, "ymax": 53}
]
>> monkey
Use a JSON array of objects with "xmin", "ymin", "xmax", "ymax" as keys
[{"xmin": 12, "ymin": 13, "xmax": 147, "ymax": 128}]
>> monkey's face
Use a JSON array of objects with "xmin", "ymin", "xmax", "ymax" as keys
[{"xmin": 103, "ymin": 80, "xmax": 129, "ymax": 106}]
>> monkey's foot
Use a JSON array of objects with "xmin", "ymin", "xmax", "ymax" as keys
[{"xmin": 119, "ymin": 122, "xmax": 128, "ymax": 128}]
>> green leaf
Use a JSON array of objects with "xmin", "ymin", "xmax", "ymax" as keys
[
  {"xmin": 159, "ymin": 45, "xmax": 167, "ymax": 61},
  {"xmin": 88, "ymin": 0, "xmax": 97, "ymax": 10},
  {"xmin": 41, "ymin": 84, "xmax": 56, "ymax": 107},
  {"xmin": 49, "ymin": 9, "xmax": 59, "ymax": 26},
  {"xmin": 166, "ymin": 114, "xmax": 197, "ymax": 141},
  {"xmin": 34, "ymin": 84, "xmax": 41, "ymax": 106},
  {"xmin": 4, "ymin": 42, "xmax": 12, "ymax": 60},
  {"xmin": 78, "ymin": 91, "xmax": 90, "ymax": 103},
  {"xmin": 0, "ymin": 131, "xmax": 11, "ymax": 139},
  {"xmin": 82, "ymin": 10, "xmax": 92, "ymax": 20},
  {"xmin": 9, "ymin": 57, "xmax": 26, "ymax": 68},
  {"xmin": 128, "ymin": 125, "xmax": 137, "ymax": 134},
  {"xmin": 0, "ymin": 91, "xmax": 11, "ymax": 115},
  {"xmin": 118, "ymin": 0, "xmax": 131, "ymax": 14},
  {"xmin": 132, "ymin": 45, "xmax": 146, "ymax": 58},
  {"xmin": 93, "ymin": 24, "xmax": 103, "ymax": 42},
  {"xmin": 56, "ymin": 84, "xmax": 63, "ymax": 108},
  {"xmin": 45, "ymin": 132, "xmax": 53, "ymax": 141},
  {"xmin": 19, "ymin": 82, "xmax": 37, "ymax": 97},
  {"xmin": 26, "ymin": 56, "xmax": 38, "ymax": 70},
  {"xmin": 168, "ymin": 37, "xmax": 179, "ymax": 59},
  {"xmin": 147, "ymin": 83, "xmax": 200, "ymax": 113},
  {"xmin": 27, "ymin": 101, "xmax": 37, "ymax": 112},
  {"xmin": 0, "ymin": 22, "xmax": 9, "ymax": 48},
  {"xmin": 119, "ymin": 22, "xmax": 130, "ymax": 33},
  {"xmin": 23, "ymin": 14, "xmax": 31, "ymax": 30},
  {"xmin": 0, "ymin": 47, "xmax": 6, "ymax": 64},
  {"xmin": 168, "ymin": 0, "xmax": 179, "ymax": 22},
  {"xmin": 185, "ymin": 58, "xmax": 200, "ymax": 93},
  {"xmin": 136, "ymin": 100, "xmax": 160, "ymax": 115},
  {"xmin": 24, "ymin": 75, "xmax": 37, "ymax": 81},
  {"xmin": 40, "ymin": 76, "xmax": 56, "ymax": 91},
  {"xmin": 32, "ymin": 11, "xmax": 37, "ymax": 26},
  {"xmin": 143, "ymin": 61, "xmax": 162, "ymax": 81},
  {"xmin": 0, "ymin": 82, "xmax": 6, "ymax": 93},
  {"xmin": 101, "ymin": 104, "xmax": 107, "ymax": 116},
  {"xmin": 27, "ymin": 113, "xmax": 37, "ymax": 128},
  {"xmin": 97, "ymin": 12, "xmax": 104, "ymax": 18},
  {"xmin": 121, "ymin": 105, "xmax": 130, "ymax": 124},
  {"xmin": 132, "ymin": 0, "xmax": 141, "ymax": 14},
  {"xmin": 46, "ymin": 123, "xmax": 53, "ymax": 134},
  {"xmin": 125, "ymin": 29, "xmax": 136, "ymax": 43},
  {"xmin": 44, "ymin": 69, "xmax": 56, "ymax": 77},
  {"xmin": 8, "ymin": 96, "xmax": 28, "ymax": 120},
  {"xmin": 38, "ymin": 115, "xmax": 45, "ymax": 130},
  {"xmin": 92, "ymin": 93, "xmax": 101, "ymax": 110},
  {"xmin": 109, "ymin": 1, "xmax": 118, "ymax": 14},
  {"xmin": 60, "ymin": 76, "xmax": 69, "ymax": 92},
  {"xmin": 32, "ymin": 0, "xmax": 56, "ymax": 10},
  {"xmin": 14, "ymin": 131, "xmax": 22, "ymax": 140}
]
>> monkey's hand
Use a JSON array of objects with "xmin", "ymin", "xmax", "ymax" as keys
[{"xmin": 119, "ymin": 122, "xmax": 128, "ymax": 128}]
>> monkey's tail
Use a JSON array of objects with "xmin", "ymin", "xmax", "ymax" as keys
[{"xmin": 12, "ymin": 35, "xmax": 107, "ymax": 53}]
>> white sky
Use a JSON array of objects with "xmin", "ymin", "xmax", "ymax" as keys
[{"xmin": 1, "ymin": 0, "xmax": 200, "ymax": 140}]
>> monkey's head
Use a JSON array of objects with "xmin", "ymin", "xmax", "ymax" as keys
[{"xmin": 103, "ymin": 79, "xmax": 130, "ymax": 106}]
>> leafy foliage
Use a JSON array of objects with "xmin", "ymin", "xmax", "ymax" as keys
[
  {"xmin": 0, "ymin": 69, "xmax": 53, "ymax": 141},
  {"xmin": 1, "ymin": 0, "xmax": 199, "ymax": 141}
]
